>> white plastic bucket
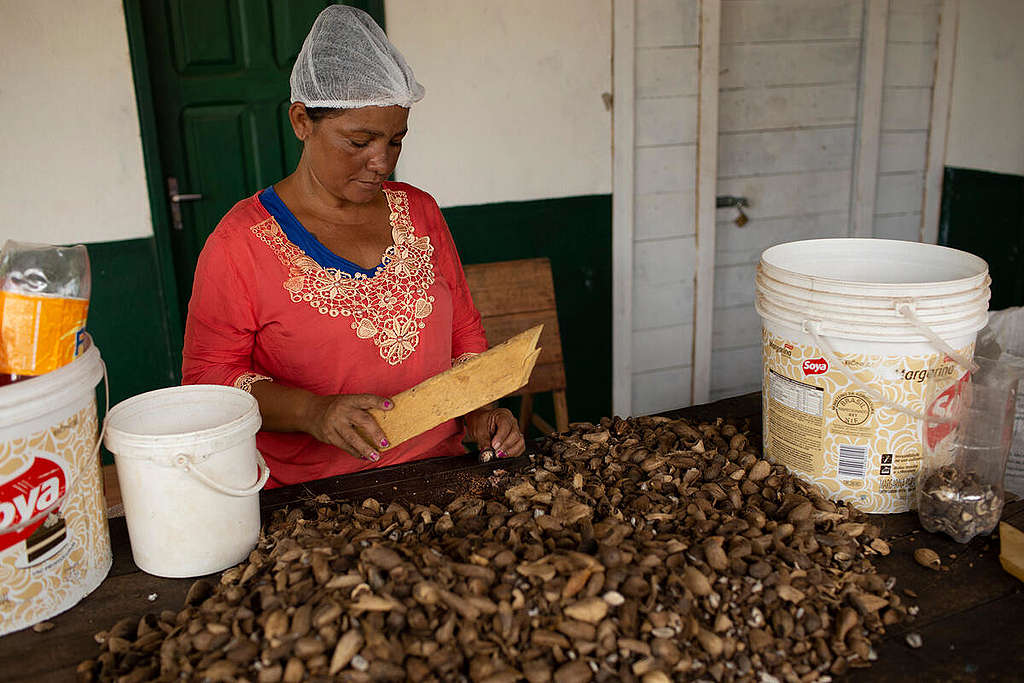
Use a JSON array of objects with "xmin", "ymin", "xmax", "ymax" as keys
[
  {"xmin": 756, "ymin": 239, "xmax": 990, "ymax": 514},
  {"xmin": 103, "ymin": 385, "xmax": 268, "ymax": 578},
  {"xmin": 0, "ymin": 335, "xmax": 111, "ymax": 635}
]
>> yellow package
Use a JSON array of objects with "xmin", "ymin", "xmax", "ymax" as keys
[
  {"xmin": 0, "ymin": 291, "xmax": 89, "ymax": 375},
  {"xmin": 0, "ymin": 241, "xmax": 91, "ymax": 377}
]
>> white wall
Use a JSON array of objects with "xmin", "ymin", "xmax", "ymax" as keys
[
  {"xmin": 946, "ymin": 0, "xmax": 1024, "ymax": 176},
  {"xmin": 386, "ymin": 0, "xmax": 612, "ymax": 208},
  {"xmin": 0, "ymin": 0, "xmax": 152, "ymax": 244}
]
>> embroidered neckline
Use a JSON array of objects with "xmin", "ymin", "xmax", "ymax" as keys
[{"xmin": 250, "ymin": 188, "xmax": 436, "ymax": 365}]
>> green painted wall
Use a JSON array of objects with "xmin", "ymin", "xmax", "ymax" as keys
[
  {"xmin": 87, "ymin": 237, "xmax": 178, "ymax": 463},
  {"xmin": 443, "ymin": 194, "xmax": 613, "ymax": 425},
  {"xmin": 939, "ymin": 166, "xmax": 1024, "ymax": 309}
]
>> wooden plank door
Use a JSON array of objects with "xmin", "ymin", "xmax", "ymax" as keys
[
  {"xmin": 707, "ymin": 0, "xmax": 951, "ymax": 401},
  {"xmin": 613, "ymin": 0, "xmax": 720, "ymax": 416},
  {"xmin": 132, "ymin": 0, "xmax": 383, "ymax": 319}
]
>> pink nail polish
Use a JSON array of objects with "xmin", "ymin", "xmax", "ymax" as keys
[
  {"xmin": 380, "ymin": 438, "xmax": 389, "ymax": 448},
  {"xmin": 497, "ymin": 450, "xmax": 507, "ymax": 458},
  {"xmin": 383, "ymin": 400, "xmax": 392, "ymax": 408},
  {"xmin": 369, "ymin": 451, "xmax": 380, "ymax": 462}
]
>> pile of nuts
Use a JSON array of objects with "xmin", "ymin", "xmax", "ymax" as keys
[
  {"xmin": 80, "ymin": 415, "xmax": 907, "ymax": 682},
  {"xmin": 918, "ymin": 464, "xmax": 1004, "ymax": 543}
]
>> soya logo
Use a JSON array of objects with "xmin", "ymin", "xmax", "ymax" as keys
[
  {"xmin": 0, "ymin": 453, "xmax": 68, "ymax": 553},
  {"xmin": 802, "ymin": 358, "xmax": 829, "ymax": 376}
]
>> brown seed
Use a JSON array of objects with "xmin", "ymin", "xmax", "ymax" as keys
[
  {"xmin": 293, "ymin": 636, "xmax": 325, "ymax": 658},
  {"xmin": 777, "ymin": 584, "xmax": 806, "ymax": 603},
  {"xmin": 564, "ymin": 597, "xmax": 608, "ymax": 624},
  {"xmin": 852, "ymin": 592, "xmax": 889, "ymax": 614},
  {"xmin": 696, "ymin": 628, "xmax": 723, "ymax": 657},
  {"xmin": 915, "ymin": 547, "xmax": 941, "ymax": 570},
  {"xmin": 553, "ymin": 659, "xmax": 593, "ymax": 683},
  {"xmin": 642, "ymin": 672, "xmax": 671, "ymax": 683},
  {"xmin": 185, "ymin": 579, "xmax": 213, "ymax": 606},
  {"xmin": 78, "ymin": 413, "xmax": 907, "ymax": 682},
  {"xmin": 264, "ymin": 609, "xmax": 288, "ymax": 640},
  {"xmin": 282, "ymin": 657, "xmax": 304, "ymax": 683},
  {"xmin": 683, "ymin": 566, "xmax": 713, "ymax": 596},
  {"xmin": 703, "ymin": 537, "xmax": 729, "ymax": 571},
  {"xmin": 329, "ymin": 630, "xmax": 364, "ymax": 674},
  {"xmin": 258, "ymin": 664, "xmax": 283, "ymax": 683},
  {"xmin": 748, "ymin": 460, "xmax": 771, "ymax": 482},
  {"xmin": 200, "ymin": 660, "xmax": 238, "ymax": 682},
  {"xmin": 362, "ymin": 544, "xmax": 403, "ymax": 570}
]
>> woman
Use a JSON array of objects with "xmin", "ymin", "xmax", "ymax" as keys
[{"xmin": 182, "ymin": 6, "xmax": 524, "ymax": 487}]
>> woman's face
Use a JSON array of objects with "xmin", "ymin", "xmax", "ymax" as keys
[{"xmin": 292, "ymin": 104, "xmax": 409, "ymax": 205}]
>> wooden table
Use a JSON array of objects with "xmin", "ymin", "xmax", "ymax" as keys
[{"xmin": 2, "ymin": 394, "xmax": 1021, "ymax": 681}]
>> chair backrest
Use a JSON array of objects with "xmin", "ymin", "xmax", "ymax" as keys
[{"xmin": 463, "ymin": 257, "xmax": 566, "ymax": 396}]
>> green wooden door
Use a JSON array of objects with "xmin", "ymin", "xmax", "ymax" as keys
[{"xmin": 132, "ymin": 0, "xmax": 384, "ymax": 318}]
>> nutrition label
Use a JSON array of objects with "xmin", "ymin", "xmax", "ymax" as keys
[
  {"xmin": 769, "ymin": 370, "xmax": 824, "ymax": 416},
  {"xmin": 767, "ymin": 370, "xmax": 825, "ymax": 476}
]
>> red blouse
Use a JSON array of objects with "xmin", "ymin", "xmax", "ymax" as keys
[{"xmin": 182, "ymin": 182, "xmax": 488, "ymax": 487}]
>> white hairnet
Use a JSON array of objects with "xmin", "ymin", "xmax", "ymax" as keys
[{"xmin": 290, "ymin": 5, "xmax": 425, "ymax": 109}]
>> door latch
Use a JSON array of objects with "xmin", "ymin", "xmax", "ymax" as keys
[
  {"xmin": 167, "ymin": 177, "xmax": 204, "ymax": 231},
  {"xmin": 716, "ymin": 195, "xmax": 750, "ymax": 227}
]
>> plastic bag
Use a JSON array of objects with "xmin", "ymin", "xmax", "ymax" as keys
[
  {"xmin": 985, "ymin": 308, "xmax": 1024, "ymax": 497},
  {"xmin": 0, "ymin": 240, "xmax": 91, "ymax": 383}
]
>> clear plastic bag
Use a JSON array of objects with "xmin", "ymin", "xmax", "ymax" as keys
[
  {"xmin": 0, "ymin": 240, "xmax": 91, "ymax": 382},
  {"xmin": 918, "ymin": 355, "xmax": 1020, "ymax": 543}
]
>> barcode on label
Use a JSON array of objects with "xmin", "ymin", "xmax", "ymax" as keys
[{"xmin": 837, "ymin": 444, "xmax": 868, "ymax": 478}]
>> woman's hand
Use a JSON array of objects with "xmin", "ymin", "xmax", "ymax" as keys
[
  {"xmin": 304, "ymin": 393, "xmax": 393, "ymax": 462},
  {"xmin": 464, "ymin": 405, "xmax": 525, "ymax": 458}
]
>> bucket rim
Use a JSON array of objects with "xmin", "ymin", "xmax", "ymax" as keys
[
  {"xmin": 756, "ymin": 296, "xmax": 990, "ymax": 342},
  {"xmin": 0, "ymin": 334, "xmax": 103, "ymax": 413},
  {"xmin": 756, "ymin": 280, "xmax": 990, "ymax": 322},
  {"xmin": 760, "ymin": 238, "xmax": 989, "ymax": 293},
  {"xmin": 755, "ymin": 268, "xmax": 991, "ymax": 310},
  {"xmin": 104, "ymin": 384, "xmax": 261, "ymax": 454}
]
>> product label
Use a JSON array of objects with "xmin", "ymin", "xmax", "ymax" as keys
[
  {"xmin": 762, "ymin": 329, "xmax": 970, "ymax": 513},
  {"xmin": 0, "ymin": 291, "xmax": 89, "ymax": 375},
  {"xmin": 0, "ymin": 454, "xmax": 69, "ymax": 554},
  {"xmin": 0, "ymin": 405, "xmax": 111, "ymax": 635},
  {"xmin": 767, "ymin": 370, "xmax": 825, "ymax": 476}
]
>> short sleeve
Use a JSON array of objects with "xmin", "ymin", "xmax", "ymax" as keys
[{"xmin": 182, "ymin": 231, "xmax": 270, "ymax": 389}]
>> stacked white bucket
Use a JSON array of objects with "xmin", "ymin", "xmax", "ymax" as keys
[{"xmin": 756, "ymin": 239, "xmax": 990, "ymax": 513}]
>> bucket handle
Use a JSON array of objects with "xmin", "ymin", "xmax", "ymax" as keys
[
  {"xmin": 172, "ymin": 450, "xmax": 270, "ymax": 497},
  {"xmin": 894, "ymin": 300, "xmax": 979, "ymax": 374},
  {"xmin": 802, "ymin": 321, "xmax": 957, "ymax": 424},
  {"xmin": 0, "ymin": 359, "xmax": 110, "ymax": 536}
]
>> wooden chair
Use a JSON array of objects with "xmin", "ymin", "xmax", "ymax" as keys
[{"xmin": 463, "ymin": 257, "xmax": 569, "ymax": 435}]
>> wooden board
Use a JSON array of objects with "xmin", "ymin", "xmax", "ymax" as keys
[
  {"xmin": 5, "ymin": 393, "xmax": 1024, "ymax": 681},
  {"xmin": 1000, "ymin": 521, "xmax": 1024, "ymax": 582},
  {"xmin": 368, "ymin": 325, "xmax": 542, "ymax": 450}
]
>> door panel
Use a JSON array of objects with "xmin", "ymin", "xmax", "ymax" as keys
[
  {"xmin": 270, "ymin": 0, "xmax": 336, "ymax": 67},
  {"xmin": 135, "ymin": 0, "xmax": 384, "ymax": 319},
  {"xmin": 181, "ymin": 104, "xmax": 254, "ymax": 251},
  {"xmin": 707, "ymin": 0, "xmax": 945, "ymax": 400},
  {"xmin": 168, "ymin": 0, "xmax": 245, "ymax": 73}
]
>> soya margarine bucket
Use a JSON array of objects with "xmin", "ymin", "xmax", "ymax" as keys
[
  {"xmin": 755, "ymin": 239, "xmax": 990, "ymax": 513},
  {"xmin": 0, "ymin": 335, "xmax": 111, "ymax": 635},
  {"xmin": 103, "ymin": 385, "xmax": 268, "ymax": 578}
]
